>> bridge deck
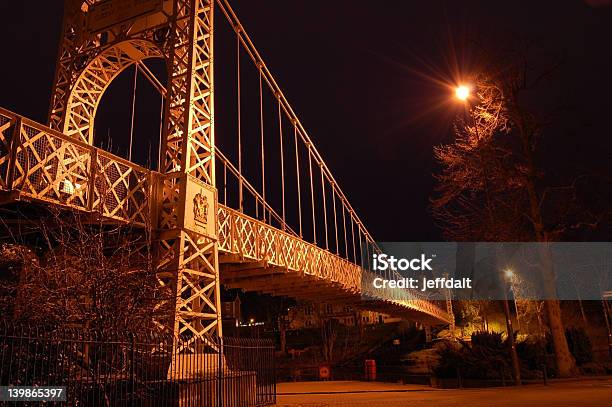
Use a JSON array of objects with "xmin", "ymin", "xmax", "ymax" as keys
[{"xmin": 0, "ymin": 107, "xmax": 450, "ymax": 324}]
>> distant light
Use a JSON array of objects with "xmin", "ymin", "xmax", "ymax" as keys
[
  {"xmin": 62, "ymin": 179, "xmax": 82, "ymax": 194},
  {"xmin": 455, "ymin": 85, "xmax": 470, "ymax": 101},
  {"xmin": 238, "ymin": 320, "xmax": 264, "ymax": 327},
  {"xmin": 504, "ymin": 269, "xmax": 514, "ymax": 280},
  {"xmin": 249, "ymin": 318, "xmax": 255, "ymax": 324}
]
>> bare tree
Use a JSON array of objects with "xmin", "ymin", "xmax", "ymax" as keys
[
  {"xmin": 431, "ymin": 43, "xmax": 602, "ymax": 377},
  {"xmin": 432, "ymin": 74, "xmax": 528, "ymax": 242},
  {"xmin": 0, "ymin": 207, "xmax": 173, "ymax": 335},
  {"xmin": 270, "ymin": 297, "xmax": 296, "ymax": 355},
  {"xmin": 315, "ymin": 306, "xmax": 339, "ymax": 363}
]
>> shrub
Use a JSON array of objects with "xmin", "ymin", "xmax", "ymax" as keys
[
  {"xmin": 565, "ymin": 327, "xmax": 592, "ymax": 365},
  {"xmin": 431, "ymin": 341, "xmax": 463, "ymax": 378},
  {"xmin": 516, "ymin": 336, "xmax": 547, "ymax": 370},
  {"xmin": 432, "ymin": 331, "xmax": 511, "ymax": 380},
  {"xmin": 466, "ymin": 331, "xmax": 510, "ymax": 379}
]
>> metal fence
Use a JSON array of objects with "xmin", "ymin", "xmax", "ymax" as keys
[{"xmin": 0, "ymin": 322, "xmax": 275, "ymax": 406}]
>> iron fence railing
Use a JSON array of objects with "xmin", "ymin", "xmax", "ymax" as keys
[{"xmin": 0, "ymin": 322, "xmax": 275, "ymax": 406}]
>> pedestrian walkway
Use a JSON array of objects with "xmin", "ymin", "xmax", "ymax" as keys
[{"xmin": 276, "ymin": 378, "xmax": 612, "ymax": 406}]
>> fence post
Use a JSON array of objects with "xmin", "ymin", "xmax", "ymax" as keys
[
  {"xmin": 272, "ymin": 340, "xmax": 277, "ymax": 405},
  {"xmin": 129, "ymin": 332, "xmax": 135, "ymax": 406},
  {"xmin": 218, "ymin": 337, "xmax": 224, "ymax": 407}
]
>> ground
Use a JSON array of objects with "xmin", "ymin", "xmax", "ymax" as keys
[{"xmin": 276, "ymin": 378, "xmax": 612, "ymax": 406}]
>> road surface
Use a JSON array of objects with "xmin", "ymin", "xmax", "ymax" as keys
[{"xmin": 276, "ymin": 378, "xmax": 612, "ymax": 406}]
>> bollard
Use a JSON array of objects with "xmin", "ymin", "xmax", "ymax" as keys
[{"xmin": 364, "ymin": 359, "xmax": 377, "ymax": 381}]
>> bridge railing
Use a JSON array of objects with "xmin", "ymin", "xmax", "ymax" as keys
[
  {"xmin": 218, "ymin": 205, "xmax": 362, "ymax": 292},
  {"xmin": 0, "ymin": 107, "xmax": 152, "ymax": 227},
  {"xmin": 218, "ymin": 206, "xmax": 450, "ymax": 323}
]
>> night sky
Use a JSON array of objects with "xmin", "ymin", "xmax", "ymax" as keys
[{"xmin": 0, "ymin": 1, "xmax": 610, "ymax": 241}]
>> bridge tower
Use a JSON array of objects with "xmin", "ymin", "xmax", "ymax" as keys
[{"xmin": 48, "ymin": 0, "xmax": 221, "ymax": 350}]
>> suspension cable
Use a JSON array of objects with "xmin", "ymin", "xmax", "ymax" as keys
[
  {"xmin": 351, "ymin": 213, "xmax": 356, "ymax": 262},
  {"xmin": 365, "ymin": 238, "xmax": 371, "ymax": 271},
  {"xmin": 136, "ymin": 61, "xmax": 166, "ymax": 96},
  {"xmin": 217, "ymin": 0, "xmax": 387, "ymax": 263},
  {"xmin": 342, "ymin": 204, "xmax": 348, "ymax": 258},
  {"xmin": 223, "ymin": 162, "xmax": 227, "ymax": 205},
  {"xmin": 321, "ymin": 164, "xmax": 328, "ymax": 250},
  {"xmin": 308, "ymin": 145, "xmax": 316, "ymax": 244},
  {"xmin": 132, "ymin": 61, "xmax": 165, "ymax": 171},
  {"xmin": 259, "ymin": 66, "xmax": 265, "ymax": 221},
  {"xmin": 216, "ymin": 149, "xmax": 297, "ymax": 236},
  {"xmin": 294, "ymin": 123, "xmax": 302, "ymax": 237},
  {"xmin": 278, "ymin": 97, "xmax": 286, "ymax": 230},
  {"xmin": 128, "ymin": 64, "xmax": 138, "ymax": 162},
  {"xmin": 358, "ymin": 228, "xmax": 364, "ymax": 267},
  {"xmin": 237, "ymin": 33, "xmax": 243, "ymax": 212},
  {"xmin": 332, "ymin": 187, "xmax": 338, "ymax": 254},
  {"xmin": 216, "ymin": 0, "xmax": 379, "ymax": 251}
]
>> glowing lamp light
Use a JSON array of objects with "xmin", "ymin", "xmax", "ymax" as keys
[
  {"xmin": 455, "ymin": 85, "xmax": 470, "ymax": 101},
  {"xmin": 61, "ymin": 179, "xmax": 82, "ymax": 194},
  {"xmin": 504, "ymin": 268, "xmax": 514, "ymax": 280}
]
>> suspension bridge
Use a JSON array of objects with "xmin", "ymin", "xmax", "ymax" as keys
[{"xmin": 0, "ymin": 0, "xmax": 450, "ymax": 352}]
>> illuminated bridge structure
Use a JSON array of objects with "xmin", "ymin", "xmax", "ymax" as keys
[{"xmin": 0, "ymin": 0, "xmax": 450, "ymax": 352}]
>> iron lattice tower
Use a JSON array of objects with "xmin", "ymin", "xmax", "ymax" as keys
[{"xmin": 48, "ymin": 0, "xmax": 221, "ymax": 351}]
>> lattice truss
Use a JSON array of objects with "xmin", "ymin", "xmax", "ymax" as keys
[
  {"xmin": 0, "ymin": 108, "xmax": 151, "ymax": 226},
  {"xmin": 160, "ymin": 0, "xmax": 214, "ymax": 181},
  {"xmin": 158, "ymin": 0, "xmax": 220, "ymax": 348},
  {"xmin": 156, "ymin": 231, "xmax": 219, "ymax": 351},
  {"xmin": 0, "ymin": 114, "xmax": 13, "ymax": 190},
  {"xmin": 217, "ymin": 206, "xmax": 450, "ymax": 323},
  {"xmin": 217, "ymin": 206, "xmax": 361, "ymax": 290},
  {"xmin": 45, "ymin": 0, "xmax": 222, "ymax": 349},
  {"xmin": 64, "ymin": 41, "xmax": 163, "ymax": 143}
]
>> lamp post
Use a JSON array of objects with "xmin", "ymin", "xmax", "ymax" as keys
[
  {"xmin": 452, "ymin": 85, "xmax": 521, "ymax": 385},
  {"xmin": 505, "ymin": 268, "xmax": 521, "ymax": 332},
  {"xmin": 503, "ymin": 268, "xmax": 522, "ymax": 385}
]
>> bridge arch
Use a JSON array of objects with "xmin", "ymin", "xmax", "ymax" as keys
[{"xmin": 63, "ymin": 39, "xmax": 167, "ymax": 145}]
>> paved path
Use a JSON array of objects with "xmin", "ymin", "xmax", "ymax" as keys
[{"xmin": 276, "ymin": 378, "xmax": 612, "ymax": 406}]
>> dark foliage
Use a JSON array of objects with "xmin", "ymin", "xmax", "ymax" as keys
[
  {"xmin": 433, "ymin": 331, "xmax": 512, "ymax": 380},
  {"xmin": 516, "ymin": 336, "xmax": 551, "ymax": 373},
  {"xmin": 565, "ymin": 327, "xmax": 593, "ymax": 365}
]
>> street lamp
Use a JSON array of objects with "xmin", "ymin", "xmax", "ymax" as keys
[
  {"xmin": 454, "ymin": 83, "xmax": 481, "ymax": 141},
  {"xmin": 455, "ymin": 85, "xmax": 471, "ymax": 101},
  {"xmin": 502, "ymin": 267, "xmax": 521, "ymax": 385},
  {"xmin": 504, "ymin": 268, "xmax": 521, "ymax": 332}
]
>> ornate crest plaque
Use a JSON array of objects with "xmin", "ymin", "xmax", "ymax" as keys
[
  {"xmin": 193, "ymin": 192, "xmax": 209, "ymax": 225},
  {"xmin": 181, "ymin": 174, "xmax": 216, "ymax": 238}
]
